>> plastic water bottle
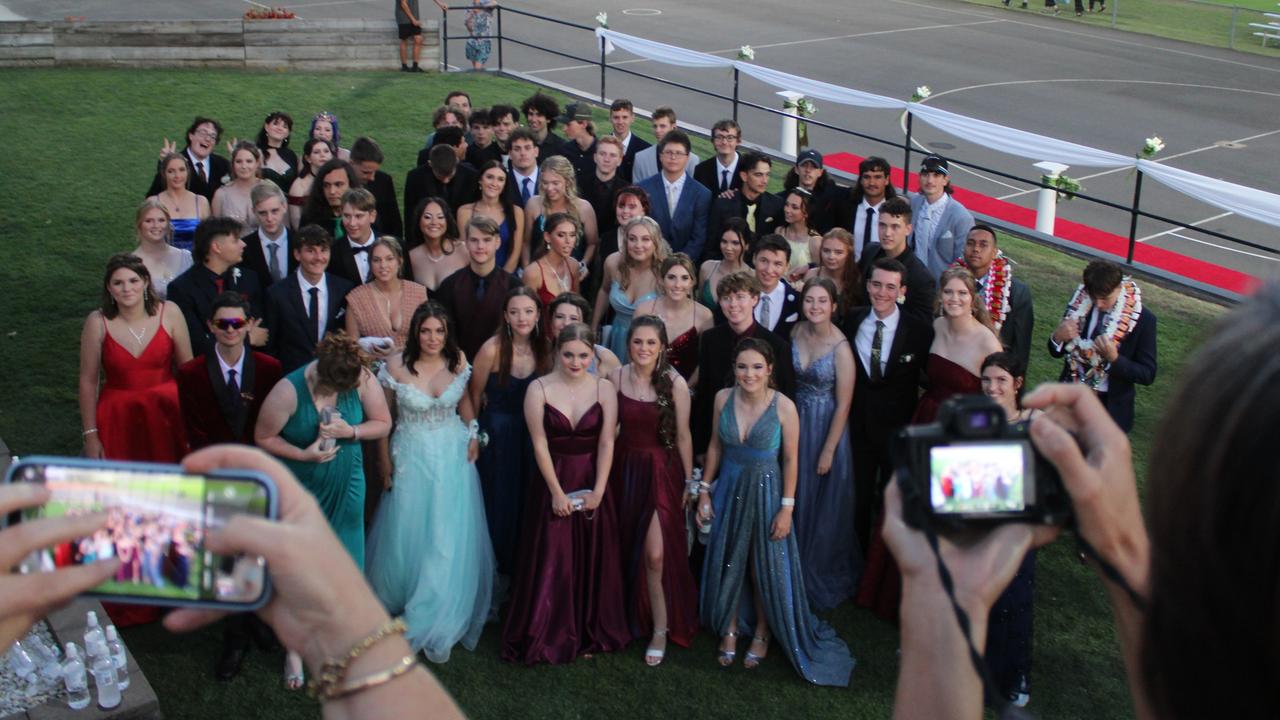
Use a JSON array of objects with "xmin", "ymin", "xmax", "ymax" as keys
[
  {"xmin": 63, "ymin": 643, "xmax": 91, "ymax": 710},
  {"xmin": 25, "ymin": 634, "xmax": 63, "ymax": 681},
  {"xmin": 7, "ymin": 641, "xmax": 36, "ymax": 677},
  {"xmin": 90, "ymin": 644, "xmax": 121, "ymax": 709},
  {"xmin": 84, "ymin": 611, "xmax": 105, "ymax": 653},
  {"xmin": 105, "ymin": 626, "xmax": 129, "ymax": 690}
]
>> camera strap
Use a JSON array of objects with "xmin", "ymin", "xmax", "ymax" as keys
[{"xmin": 1073, "ymin": 531, "xmax": 1149, "ymax": 613}]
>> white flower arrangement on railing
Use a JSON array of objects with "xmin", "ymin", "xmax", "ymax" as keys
[
  {"xmin": 1140, "ymin": 135, "xmax": 1165, "ymax": 158},
  {"xmin": 595, "ymin": 11, "xmax": 608, "ymax": 27},
  {"xmin": 782, "ymin": 96, "xmax": 817, "ymax": 147},
  {"xmin": 1044, "ymin": 173, "xmax": 1083, "ymax": 202},
  {"xmin": 912, "ymin": 85, "xmax": 932, "ymax": 102},
  {"xmin": 737, "ymin": 45, "xmax": 755, "ymax": 61}
]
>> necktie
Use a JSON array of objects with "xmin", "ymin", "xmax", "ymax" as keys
[
  {"xmin": 227, "ymin": 369, "xmax": 241, "ymax": 408},
  {"xmin": 870, "ymin": 320, "xmax": 885, "ymax": 382},
  {"xmin": 308, "ymin": 287, "xmax": 321, "ymax": 344},
  {"xmin": 862, "ymin": 207, "xmax": 875, "ymax": 254},
  {"xmin": 1087, "ymin": 309, "xmax": 1104, "ymax": 340},
  {"xmin": 759, "ymin": 294, "xmax": 772, "ymax": 330},
  {"xmin": 667, "ymin": 183, "xmax": 680, "ymax": 215},
  {"xmin": 196, "ymin": 160, "xmax": 207, "ymax": 184},
  {"xmin": 474, "ymin": 274, "xmax": 487, "ymax": 301},
  {"xmin": 267, "ymin": 241, "xmax": 282, "ymax": 280},
  {"xmin": 351, "ymin": 244, "xmax": 371, "ymax": 255},
  {"xmin": 745, "ymin": 200, "xmax": 758, "ymax": 234},
  {"xmin": 720, "ymin": 169, "xmax": 729, "ymax": 193},
  {"xmin": 521, "ymin": 177, "xmax": 532, "ymax": 204},
  {"xmin": 213, "ymin": 275, "xmax": 224, "ymax": 294}
]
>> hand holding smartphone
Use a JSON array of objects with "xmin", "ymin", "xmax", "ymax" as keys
[{"xmin": 4, "ymin": 456, "xmax": 278, "ymax": 611}]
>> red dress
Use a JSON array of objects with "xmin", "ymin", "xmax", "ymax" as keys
[
  {"xmin": 665, "ymin": 326, "xmax": 699, "ymax": 382},
  {"xmin": 96, "ymin": 307, "xmax": 188, "ymax": 626},
  {"xmin": 611, "ymin": 393, "xmax": 698, "ymax": 647},
  {"xmin": 856, "ymin": 353, "xmax": 980, "ymax": 621},
  {"xmin": 501, "ymin": 397, "xmax": 630, "ymax": 664}
]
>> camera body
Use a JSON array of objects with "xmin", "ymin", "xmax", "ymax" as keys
[{"xmin": 893, "ymin": 395, "xmax": 1071, "ymax": 531}]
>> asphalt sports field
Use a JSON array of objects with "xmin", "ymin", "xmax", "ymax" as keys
[{"xmin": 6, "ymin": 0, "xmax": 1278, "ymax": 284}]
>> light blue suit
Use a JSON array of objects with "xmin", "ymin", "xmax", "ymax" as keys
[
  {"xmin": 631, "ymin": 146, "xmax": 699, "ymax": 184},
  {"xmin": 638, "ymin": 173, "xmax": 712, "ymax": 261},
  {"xmin": 909, "ymin": 192, "xmax": 975, "ymax": 280}
]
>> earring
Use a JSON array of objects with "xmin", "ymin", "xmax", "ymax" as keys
[{"xmin": 506, "ymin": 323, "xmax": 512, "ymax": 337}]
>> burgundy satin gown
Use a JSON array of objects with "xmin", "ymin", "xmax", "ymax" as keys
[
  {"xmin": 501, "ymin": 400, "xmax": 630, "ymax": 664},
  {"xmin": 856, "ymin": 353, "xmax": 981, "ymax": 621},
  {"xmin": 611, "ymin": 393, "xmax": 698, "ymax": 647}
]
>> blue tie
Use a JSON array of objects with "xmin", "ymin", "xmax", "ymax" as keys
[{"xmin": 520, "ymin": 177, "xmax": 532, "ymax": 204}]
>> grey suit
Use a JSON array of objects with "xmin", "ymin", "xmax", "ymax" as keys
[
  {"xmin": 630, "ymin": 146, "xmax": 700, "ymax": 184},
  {"xmin": 909, "ymin": 193, "xmax": 975, "ymax": 279}
]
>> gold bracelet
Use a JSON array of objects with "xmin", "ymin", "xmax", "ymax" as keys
[
  {"xmin": 307, "ymin": 617, "xmax": 407, "ymax": 699},
  {"xmin": 320, "ymin": 655, "xmax": 418, "ymax": 702}
]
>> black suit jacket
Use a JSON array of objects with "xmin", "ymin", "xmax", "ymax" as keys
[
  {"xmin": 366, "ymin": 170, "xmax": 403, "ymax": 239},
  {"xmin": 177, "ymin": 351, "xmax": 282, "ymax": 448},
  {"xmin": 465, "ymin": 142, "xmax": 503, "ymax": 169},
  {"xmin": 618, "ymin": 135, "xmax": 651, "ymax": 184},
  {"xmin": 801, "ymin": 179, "xmax": 851, "ymax": 235},
  {"xmin": 1049, "ymin": 304, "xmax": 1157, "ymax": 433},
  {"xmin": 707, "ymin": 192, "xmax": 784, "ymax": 260},
  {"xmin": 537, "ymin": 131, "xmax": 564, "ymax": 163},
  {"xmin": 999, "ymin": 277, "xmax": 1034, "ymax": 371},
  {"xmin": 843, "ymin": 306, "xmax": 933, "ymax": 448},
  {"xmin": 694, "ymin": 156, "xmax": 743, "ymax": 195},
  {"xmin": 328, "ymin": 237, "xmax": 380, "ymax": 287},
  {"xmin": 146, "ymin": 148, "xmax": 229, "ymax": 202},
  {"xmin": 166, "ymin": 264, "xmax": 264, "ymax": 358},
  {"xmin": 759, "ymin": 281, "xmax": 801, "ymax": 339},
  {"xmin": 264, "ymin": 272, "xmax": 355, "ymax": 374},
  {"xmin": 403, "ymin": 163, "xmax": 479, "ymax": 235},
  {"xmin": 857, "ymin": 244, "xmax": 937, "ymax": 325},
  {"xmin": 241, "ymin": 228, "xmax": 298, "ymax": 296},
  {"xmin": 691, "ymin": 322, "xmax": 796, "ymax": 455}
]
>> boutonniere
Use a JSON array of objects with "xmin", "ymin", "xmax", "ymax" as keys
[
  {"xmin": 231, "ymin": 268, "xmax": 242, "ymax": 284},
  {"xmin": 239, "ymin": 391, "xmax": 255, "ymax": 404},
  {"xmin": 900, "ymin": 353, "xmax": 915, "ymax": 363},
  {"xmin": 219, "ymin": 174, "xmax": 231, "ymax": 186}
]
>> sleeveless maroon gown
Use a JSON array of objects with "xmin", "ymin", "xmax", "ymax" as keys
[
  {"xmin": 501, "ymin": 400, "xmax": 630, "ymax": 664},
  {"xmin": 856, "ymin": 354, "xmax": 981, "ymax": 621},
  {"xmin": 611, "ymin": 393, "xmax": 698, "ymax": 647}
]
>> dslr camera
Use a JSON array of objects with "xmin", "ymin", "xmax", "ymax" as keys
[{"xmin": 893, "ymin": 395, "xmax": 1071, "ymax": 531}]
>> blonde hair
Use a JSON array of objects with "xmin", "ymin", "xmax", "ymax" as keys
[
  {"xmin": 937, "ymin": 267, "xmax": 994, "ymax": 330},
  {"xmin": 619, "ymin": 216, "xmax": 667, "ymax": 292},
  {"xmin": 537, "ymin": 156, "xmax": 583, "ymax": 226},
  {"xmin": 135, "ymin": 198, "xmax": 172, "ymax": 244}
]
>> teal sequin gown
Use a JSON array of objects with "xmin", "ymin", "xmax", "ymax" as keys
[
  {"xmin": 279, "ymin": 367, "xmax": 367, "ymax": 569},
  {"xmin": 700, "ymin": 389, "xmax": 856, "ymax": 687},
  {"xmin": 365, "ymin": 366, "xmax": 496, "ymax": 663}
]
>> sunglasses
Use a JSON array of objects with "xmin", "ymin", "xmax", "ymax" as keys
[{"xmin": 213, "ymin": 318, "xmax": 248, "ymax": 331}]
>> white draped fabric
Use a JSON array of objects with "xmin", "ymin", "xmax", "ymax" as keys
[{"xmin": 593, "ymin": 27, "xmax": 1280, "ymax": 228}]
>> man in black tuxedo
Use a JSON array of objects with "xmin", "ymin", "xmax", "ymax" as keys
[
  {"xmin": 349, "ymin": 137, "xmax": 402, "ymax": 239},
  {"xmin": 692, "ymin": 271, "xmax": 796, "ymax": 458},
  {"xmin": 857, "ymin": 196, "xmax": 937, "ymax": 324},
  {"xmin": 783, "ymin": 149, "xmax": 848, "ymax": 234},
  {"xmin": 242, "ymin": 182, "xmax": 296, "ymax": 295},
  {"xmin": 403, "ymin": 127, "xmax": 478, "ymax": 232},
  {"xmin": 328, "ymin": 188, "xmax": 379, "ymax": 286},
  {"xmin": 707, "ymin": 152, "xmax": 784, "ymax": 258},
  {"xmin": 694, "ymin": 119, "xmax": 743, "ymax": 195},
  {"xmin": 167, "ymin": 217, "xmax": 266, "ymax": 358},
  {"xmin": 175, "ymin": 292, "xmax": 283, "ymax": 681},
  {"xmin": 961, "ymin": 224, "xmax": 1034, "ymax": 370},
  {"xmin": 609, "ymin": 99, "xmax": 649, "ymax": 183},
  {"xmin": 435, "ymin": 216, "xmax": 515, "ymax": 361},
  {"xmin": 465, "ymin": 108, "xmax": 503, "ymax": 168},
  {"xmin": 145, "ymin": 116, "xmax": 229, "ymax": 202},
  {"xmin": 504, "ymin": 128, "xmax": 541, "ymax": 210},
  {"xmin": 1049, "ymin": 260, "xmax": 1157, "ymax": 433},
  {"xmin": 264, "ymin": 225, "xmax": 354, "ymax": 373},
  {"xmin": 842, "ymin": 257, "xmax": 933, "ymax": 548},
  {"xmin": 752, "ymin": 234, "xmax": 801, "ymax": 338}
]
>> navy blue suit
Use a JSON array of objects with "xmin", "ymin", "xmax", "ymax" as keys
[
  {"xmin": 1049, "ymin": 305, "xmax": 1157, "ymax": 433},
  {"xmin": 637, "ymin": 174, "xmax": 712, "ymax": 261}
]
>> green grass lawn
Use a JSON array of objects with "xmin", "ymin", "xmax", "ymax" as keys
[
  {"xmin": 956, "ymin": 0, "xmax": 1280, "ymax": 57},
  {"xmin": 0, "ymin": 67, "xmax": 1227, "ymax": 719}
]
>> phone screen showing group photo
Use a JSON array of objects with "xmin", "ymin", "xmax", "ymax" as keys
[{"xmin": 15, "ymin": 462, "xmax": 270, "ymax": 604}]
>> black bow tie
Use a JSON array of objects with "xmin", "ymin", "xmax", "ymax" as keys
[{"xmin": 351, "ymin": 244, "xmax": 371, "ymax": 254}]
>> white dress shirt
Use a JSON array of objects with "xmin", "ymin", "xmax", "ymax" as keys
[
  {"xmin": 715, "ymin": 155, "xmax": 740, "ymax": 191},
  {"xmin": 853, "ymin": 198, "xmax": 886, "ymax": 261},
  {"xmin": 662, "ymin": 173, "xmax": 686, "ymax": 215},
  {"xmin": 754, "ymin": 282, "xmax": 787, "ymax": 331},
  {"xmin": 187, "ymin": 149, "xmax": 210, "ymax": 182},
  {"xmin": 298, "ymin": 270, "xmax": 330, "ymax": 339},
  {"xmin": 511, "ymin": 167, "xmax": 539, "ymax": 203},
  {"xmin": 348, "ymin": 231, "xmax": 376, "ymax": 283},
  {"xmin": 855, "ymin": 306, "xmax": 900, "ymax": 377},
  {"xmin": 258, "ymin": 227, "xmax": 289, "ymax": 282},
  {"xmin": 216, "ymin": 346, "xmax": 246, "ymax": 388}
]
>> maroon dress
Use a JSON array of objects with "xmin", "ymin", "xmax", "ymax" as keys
[
  {"xmin": 666, "ymin": 325, "xmax": 698, "ymax": 382},
  {"xmin": 856, "ymin": 354, "xmax": 981, "ymax": 621},
  {"xmin": 611, "ymin": 393, "xmax": 698, "ymax": 647},
  {"xmin": 501, "ymin": 396, "xmax": 630, "ymax": 664}
]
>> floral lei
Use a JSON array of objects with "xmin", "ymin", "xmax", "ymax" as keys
[
  {"xmin": 952, "ymin": 254, "xmax": 1012, "ymax": 329},
  {"xmin": 1062, "ymin": 278, "xmax": 1142, "ymax": 390}
]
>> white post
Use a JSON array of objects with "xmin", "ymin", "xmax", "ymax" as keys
[
  {"xmin": 1033, "ymin": 161, "xmax": 1069, "ymax": 235},
  {"xmin": 777, "ymin": 90, "xmax": 804, "ymax": 159}
]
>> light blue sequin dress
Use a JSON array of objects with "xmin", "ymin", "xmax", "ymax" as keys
[
  {"xmin": 364, "ymin": 366, "xmax": 496, "ymax": 663},
  {"xmin": 700, "ymin": 389, "xmax": 855, "ymax": 687}
]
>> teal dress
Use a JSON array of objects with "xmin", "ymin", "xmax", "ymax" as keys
[
  {"xmin": 606, "ymin": 280, "xmax": 657, "ymax": 360},
  {"xmin": 700, "ymin": 389, "xmax": 855, "ymax": 687},
  {"xmin": 279, "ymin": 367, "xmax": 367, "ymax": 569}
]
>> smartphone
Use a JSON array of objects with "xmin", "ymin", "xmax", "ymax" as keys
[{"xmin": 4, "ymin": 456, "xmax": 277, "ymax": 611}]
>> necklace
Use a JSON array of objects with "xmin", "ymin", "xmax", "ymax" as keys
[
  {"xmin": 421, "ymin": 242, "xmax": 445, "ymax": 263},
  {"xmin": 549, "ymin": 257, "xmax": 572, "ymax": 290},
  {"xmin": 126, "ymin": 322, "xmax": 149, "ymax": 348}
]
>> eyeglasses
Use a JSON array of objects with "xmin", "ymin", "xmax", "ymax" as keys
[
  {"xmin": 213, "ymin": 318, "xmax": 248, "ymax": 330},
  {"xmin": 661, "ymin": 150, "xmax": 689, "ymax": 158},
  {"xmin": 193, "ymin": 129, "xmax": 219, "ymax": 140},
  {"xmin": 712, "ymin": 134, "xmax": 740, "ymax": 142}
]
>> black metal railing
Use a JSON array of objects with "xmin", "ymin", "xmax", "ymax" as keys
[{"xmin": 438, "ymin": 4, "xmax": 1275, "ymax": 290}]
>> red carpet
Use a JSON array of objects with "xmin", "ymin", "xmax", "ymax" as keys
[{"xmin": 825, "ymin": 152, "xmax": 1257, "ymax": 295}]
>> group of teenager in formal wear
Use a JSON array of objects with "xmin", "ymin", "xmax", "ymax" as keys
[{"xmin": 77, "ymin": 89, "xmax": 1157, "ymax": 702}]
